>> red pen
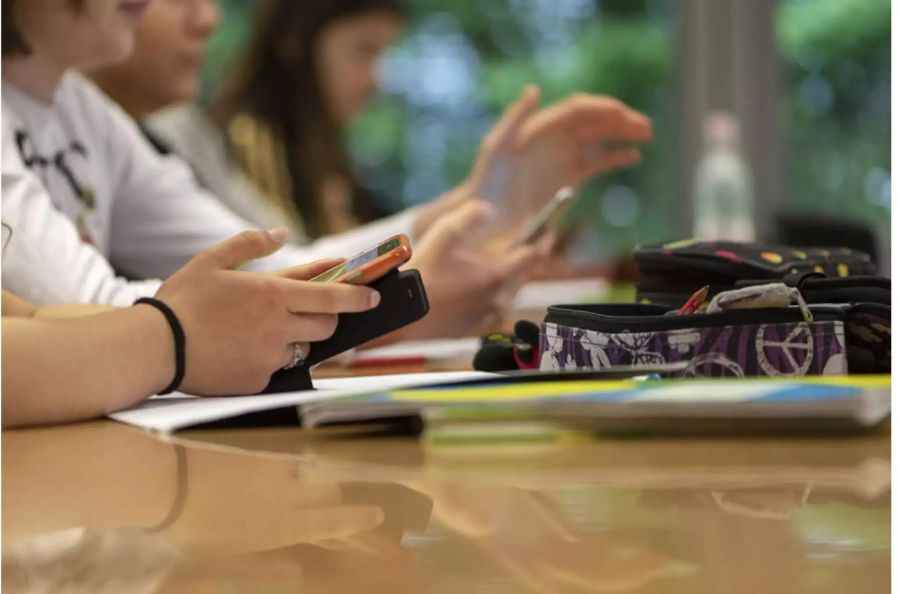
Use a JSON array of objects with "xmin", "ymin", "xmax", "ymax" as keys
[
  {"xmin": 349, "ymin": 355, "xmax": 427, "ymax": 368},
  {"xmin": 677, "ymin": 285, "xmax": 709, "ymax": 316}
]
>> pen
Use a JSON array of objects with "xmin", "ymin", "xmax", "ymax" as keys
[{"xmin": 350, "ymin": 355, "xmax": 428, "ymax": 368}]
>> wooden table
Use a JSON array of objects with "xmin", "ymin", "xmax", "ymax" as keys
[{"xmin": 3, "ymin": 413, "xmax": 889, "ymax": 593}]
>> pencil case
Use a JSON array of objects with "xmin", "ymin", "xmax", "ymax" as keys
[
  {"xmin": 634, "ymin": 239, "xmax": 876, "ymax": 307},
  {"xmin": 539, "ymin": 300, "xmax": 889, "ymax": 377}
]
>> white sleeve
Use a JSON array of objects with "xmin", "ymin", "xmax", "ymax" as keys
[
  {"xmin": 104, "ymin": 93, "xmax": 418, "ymax": 278},
  {"xmin": 1, "ymin": 136, "xmax": 162, "ymax": 306}
]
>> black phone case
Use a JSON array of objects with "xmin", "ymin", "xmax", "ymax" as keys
[{"xmin": 261, "ymin": 268, "xmax": 430, "ymax": 393}]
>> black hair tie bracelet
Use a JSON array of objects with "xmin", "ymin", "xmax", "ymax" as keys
[{"xmin": 135, "ymin": 297, "xmax": 186, "ymax": 395}]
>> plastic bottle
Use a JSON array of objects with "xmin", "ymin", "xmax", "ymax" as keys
[{"xmin": 692, "ymin": 112, "xmax": 756, "ymax": 241}]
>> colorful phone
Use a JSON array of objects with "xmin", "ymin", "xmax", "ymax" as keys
[{"xmin": 312, "ymin": 234, "xmax": 412, "ymax": 284}]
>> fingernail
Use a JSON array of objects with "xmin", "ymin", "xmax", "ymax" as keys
[
  {"xmin": 369, "ymin": 290, "xmax": 381, "ymax": 309},
  {"xmin": 266, "ymin": 227, "xmax": 288, "ymax": 242}
]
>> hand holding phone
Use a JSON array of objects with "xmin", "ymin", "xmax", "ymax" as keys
[
  {"xmin": 519, "ymin": 186, "xmax": 577, "ymax": 245},
  {"xmin": 312, "ymin": 234, "xmax": 412, "ymax": 284}
]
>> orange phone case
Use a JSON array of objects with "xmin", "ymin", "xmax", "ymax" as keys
[{"xmin": 333, "ymin": 235, "xmax": 412, "ymax": 285}]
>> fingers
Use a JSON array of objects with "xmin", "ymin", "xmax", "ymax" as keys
[
  {"xmin": 573, "ymin": 111, "xmax": 652, "ymax": 146},
  {"xmin": 483, "ymin": 85, "xmax": 541, "ymax": 153},
  {"xmin": 418, "ymin": 201, "xmax": 493, "ymax": 255},
  {"xmin": 196, "ymin": 227, "xmax": 289, "ymax": 270},
  {"xmin": 276, "ymin": 258, "xmax": 346, "ymax": 281},
  {"xmin": 578, "ymin": 147, "xmax": 643, "ymax": 179},
  {"xmin": 279, "ymin": 341, "xmax": 310, "ymax": 369},
  {"xmin": 519, "ymin": 94, "xmax": 652, "ymax": 149},
  {"xmin": 466, "ymin": 86, "xmax": 541, "ymax": 195},
  {"xmin": 277, "ymin": 279, "xmax": 381, "ymax": 314},
  {"xmin": 498, "ymin": 244, "xmax": 540, "ymax": 279},
  {"xmin": 284, "ymin": 312, "xmax": 340, "ymax": 343}
]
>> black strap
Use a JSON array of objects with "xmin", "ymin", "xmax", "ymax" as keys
[{"xmin": 135, "ymin": 297, "xmax": 186, "ymax": 394}]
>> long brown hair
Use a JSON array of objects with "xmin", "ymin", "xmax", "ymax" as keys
[{"xmin": 209, "ymin": 0, "xmax": 404, "ymax": 238}]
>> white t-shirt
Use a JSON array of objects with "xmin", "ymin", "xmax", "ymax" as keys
[{"xmin": 1, "ymin": 72, "xmax": 416, "ymax": 306}]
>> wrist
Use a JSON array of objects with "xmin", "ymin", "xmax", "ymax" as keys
[
  {"xmin": 414, "ymin": 186, "xmax": 472, "ymax": 238},
  {"xmin": 132, "ymin": 303, "xmax": 178, "ymax": 395},
  {"xmin": 134, "ymin": 298, "xmax": 187, "ymax": 395}
]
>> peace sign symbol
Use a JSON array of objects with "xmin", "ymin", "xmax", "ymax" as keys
[
  {"xmin": 682, "ymin": 353, "xmax": 745, "ymax": 378},
  {"xmin": 755, "ymin": 323, "xmax": 814, "ymax": 376}
]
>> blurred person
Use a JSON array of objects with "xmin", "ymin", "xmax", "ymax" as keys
[
  {"xmin": 92, "ymin": 0, "xmax": 653, "ymax": 244},
  {"xmin": 0, "ymin": 0, "xmax": 555, "ymax": 342}
]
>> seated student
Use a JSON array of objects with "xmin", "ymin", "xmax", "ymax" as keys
[
  {"xmin": 2, "ymin": 0, "xmax": 648, "ymax": 341},
  {"xmin": 2, "ymin": 223, "xmax": 379, "ymax": 428},
  {"xmin": 0, "ymin": 0, "xmax": 506, "ymax": 340},
  {"xmin": 94, "ymin": 0, "xmax": 651, "ymax": 243}
]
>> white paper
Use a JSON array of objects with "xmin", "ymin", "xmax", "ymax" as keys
[{"xmin": 108, "ymin": 371, "xmax": 494, "ymax": 433}]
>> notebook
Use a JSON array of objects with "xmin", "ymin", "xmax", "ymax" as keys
[{"xmin": 298, "ymin": 375, "xmax": 891, "ymax": 437}]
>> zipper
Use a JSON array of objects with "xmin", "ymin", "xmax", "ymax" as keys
[
  {"xmin": 847, "ymin": 302, "xmax": 891, "ymax": 316},
  {"xmin": 546, "ymin": 304, "xmax": 848, "ymax": 333}
]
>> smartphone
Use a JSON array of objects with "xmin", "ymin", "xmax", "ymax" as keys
[
  {"xmin": 312, "ymin": 234, "xmax": 412, "ymax": 284},
  {"xmin": 519, "ymin": 186, "xmax": 577, "ymax": 245}
]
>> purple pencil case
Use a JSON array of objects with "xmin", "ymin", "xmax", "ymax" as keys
[{"xmin": 539, "ymin": 302, "xmax": 889, "ymax": 378}]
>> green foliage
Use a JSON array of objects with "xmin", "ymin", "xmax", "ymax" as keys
[
  {"xmin": 776, "ymin": 0, "xmax": 891, "ymax": 232},
  {"xmin": 203, "ymin": 0, "xmax": 889, "ymax": 260}
]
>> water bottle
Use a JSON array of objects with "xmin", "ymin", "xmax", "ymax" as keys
[{"xmin": 692, "ymin": 112, "xmax": 756, "ymax": 241}]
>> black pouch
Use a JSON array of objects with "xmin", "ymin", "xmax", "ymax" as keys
[
  {"xmin": 634, "ymin": 239, "xmax": 876, "ymax": 307},
  {"xmin": 540, "ymin": 300, "xmax": 888, "ymax": 378}
]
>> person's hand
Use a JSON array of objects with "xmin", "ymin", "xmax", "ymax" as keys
[
  {"xmin": 397, "ymin": 201, "xmax": 546, "ymax": 341},
  {"xmin": 464, "ymin": 87, "xmax": 653, "ymax": 231},
  {"xmin": 154, "ymin": 228, "xmax": 380, "ymax": 395},
  {"xmin": 411, "ymin": 88, "xmax": 541, "ymax": 239}
]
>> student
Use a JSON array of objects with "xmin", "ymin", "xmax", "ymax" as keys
[
  {"xmin": 88, "ymin": 0, "xmax": 653, "ymax": 245},
  {"xmin": 156, "ymin": 0, "xmax": 407, "ymax": 238},
  {"xmin": 2, "ymin": 0, "xmax": 648, "ymax": 341},
  {"xmin": 0, "ymin": 0, "xmax": 509, "ymax": 341},
  {"xmin": 2, "ymin": 222, "xmax": 380, "ymax": 427}
]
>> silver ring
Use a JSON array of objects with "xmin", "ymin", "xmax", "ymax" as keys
[{"xmin": 282, "ymin": 342, "xmax": 306, "ymax": 370}]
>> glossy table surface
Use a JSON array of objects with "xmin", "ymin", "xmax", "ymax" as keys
[{"xmin": 3, "ymin": 414, "xmax": 889, "ymax": 593}]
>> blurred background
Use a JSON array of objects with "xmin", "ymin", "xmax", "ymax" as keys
[{"xmin": 202, "ymin": 0, "xmax": 890, "ymax": 272}]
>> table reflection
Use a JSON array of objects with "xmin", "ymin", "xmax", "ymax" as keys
[{"xmin": 3, "ymin": 422, "xmax": 889, "ymax": 593}]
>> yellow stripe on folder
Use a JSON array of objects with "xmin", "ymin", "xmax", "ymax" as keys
[
  {"xmin": 391, "ymin": 379, "xmax": 640, "ymax": 402},
  {"xmin": 388, "ymin": 375, "xmax": 890, "ymax": 403}
]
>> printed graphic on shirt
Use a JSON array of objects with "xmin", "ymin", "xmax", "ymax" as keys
[{"xmin": 15, "ymin": 129, "xmax": 99, "ymax": 245}]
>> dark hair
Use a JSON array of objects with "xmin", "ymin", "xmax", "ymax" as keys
[
  {"xmin": 3, "ymin": 0, "xmax": 30, "ymax": 56},
  {"xmin": 3, "ymin": 0, "xmax": 85, "ymax": 57},
  {"xmin": 209, "ymin": 0, "xmax": 404, "ymax": 238}
]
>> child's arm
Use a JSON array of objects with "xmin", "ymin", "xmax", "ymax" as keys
[{"xmin": 2, "ymin": 305, "xmax": 174, "ymax": 428}]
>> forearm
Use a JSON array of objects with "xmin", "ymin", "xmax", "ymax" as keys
[
  {"xmin": 2, "ymin": 304, "xmax": 174, "ymax": 428},
  {"xmin": 32, "ymin": 303, "xmax": 117, "ymax": 319}
]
